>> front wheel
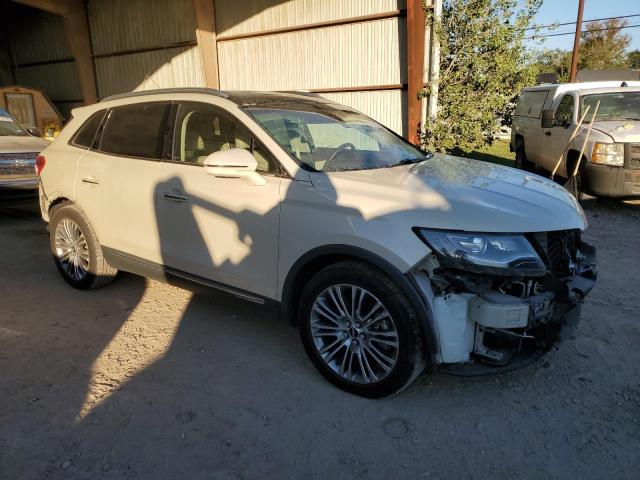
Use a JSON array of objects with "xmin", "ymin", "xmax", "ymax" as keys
[{"xmin": 298, "ymin": 261, "xmax": 426, "ymax": 398}]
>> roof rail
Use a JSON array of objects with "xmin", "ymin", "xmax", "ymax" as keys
[
  {"xmin": 101, "ymin": 88, "xmax": 229, "ymax": 102},
  {"xmin": 277, "ymin": 90, "xmax": 323, "ymax": 98}
]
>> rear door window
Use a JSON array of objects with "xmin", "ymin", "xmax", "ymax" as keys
[
  {"xmin": 99, "ymin": 103, "xmax": 168, "ymax": 159},
  {"xmin": 71, "ymin": 110, "xmax": 106, "ymax": 149}
]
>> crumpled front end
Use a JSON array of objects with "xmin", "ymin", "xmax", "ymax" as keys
[{"xmin": 410, "ymin": 230, "xmax": 596, "ymax": 375}]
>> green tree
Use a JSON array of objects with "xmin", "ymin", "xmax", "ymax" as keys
[
  {"xmin": 532, "ymin": 48, "xmax": 572, "ymax": 83},
  {"xmin": 421, "ymin": 0, "xmax": 541, "ymax": 153},
  {"xmin": 533, "ymin": 19, "xmax": 632, "ymax": 81},
  {"xmin": 628, "ymin": 50, "xmax": 640, "ymax": 69},
  {"xmin": 578, "ymin": 19, "xmax": 631, "ymax": 70}
]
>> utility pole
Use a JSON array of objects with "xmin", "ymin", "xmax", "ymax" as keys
[{"xmin": 569, "ymin": 0, "xmax": 585, "ymax": 82}]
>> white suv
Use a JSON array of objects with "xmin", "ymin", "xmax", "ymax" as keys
[{"xmin": 38, "ymin": 89, "xmax": 596, "ymax": 397}]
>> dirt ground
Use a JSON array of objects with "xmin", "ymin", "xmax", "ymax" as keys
[{"xmin": 1, "ymin": 193, "xmax": 639, "ymax": 480}]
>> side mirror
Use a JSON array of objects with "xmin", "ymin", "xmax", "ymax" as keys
[
  {"xmin": 541, "ymin": 109, "xmax": 555, "ymax": 129},
  {"xmin": 203, "ymin": 148, "xmax": 266, "ymax": 186},
  {"xmin": 27, "ymin": 127, "xmax": 42, "ymax": 137}
]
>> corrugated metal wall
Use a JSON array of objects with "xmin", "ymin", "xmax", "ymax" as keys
[
  {"xmin": 6, "ymin": 0, "xmax": 411, "ymax": 133},
  {"xmin": 322, "ymin": 90, "xmax": 407, "ymax": 136},
  {"xmin": 217, "ymin": 19, "xmax": 406, "ymax": 90},
  {"xmin": 216, "ymin": 0, "xmax": 405, "ymax": 36},
  {"xmin": 95, "ymin": 46, "xmax": 205, "ymax": 98},
  {"xmin": 9, "ymin": 11, "xmax": 82, "ymax": 118},
  {"xmin": 88, "ymin": 0, "xmax": 198, "ymax": 55},
  {"xmin": 88, "ymin": 0, "xmax": 205, "ymax": 98},
  {"xmin": 215, "ymin": 0, "xmax": 408, "ymax": 134}
]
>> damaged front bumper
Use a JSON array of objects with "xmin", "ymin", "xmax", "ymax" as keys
[{"xmin": 410, "ymin": 238, "xmax": 596, "ymax": 376}]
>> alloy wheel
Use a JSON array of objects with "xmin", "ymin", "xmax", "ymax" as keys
[
  {"xmin": 54, "ymin": 218, "xmax": 90, "ymax": 281},
  {"xmin": 310, "ymin": 284, "xmax": 399, "ymax": 384}
]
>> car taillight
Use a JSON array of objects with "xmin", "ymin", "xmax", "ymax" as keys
[{"xmin": 35, "ymin": 155, "xmax": 46, "ymax": 175}]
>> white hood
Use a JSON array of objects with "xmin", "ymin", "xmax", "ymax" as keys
[
  {"xmin": 0, "ymin": 135, "xmax": 50, "ymax": 154},
  {"xmin": 312, "ymin": 154, "xmax": 586, "ymax": 233},
  {"xmin": 592, "ymin": 120, "xmax": 640, "ymax": 142}
]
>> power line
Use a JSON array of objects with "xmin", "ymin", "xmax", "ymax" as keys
[
  {"xmin": 526, "ymin": 13, "xmax": 640, "ymax": 31},
  {"xmin": 525, "ymin": 23, "xmax": 640, "ymax": 40}
]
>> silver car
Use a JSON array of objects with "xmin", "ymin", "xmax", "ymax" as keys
[{"xmin": 0, "ymin": 110, "xmax": 49, "ymax": 190}]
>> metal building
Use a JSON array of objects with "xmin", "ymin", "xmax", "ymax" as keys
[{"xmin": 0, "ymin": 0, "xmax": 440, "ymax": 141}]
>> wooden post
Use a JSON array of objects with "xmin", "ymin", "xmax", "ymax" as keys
[
  {"xmin": 64, "ymin": 6, "xmax": 98, "ymax": 104},
  {"xmin": 193, "ymin": 0, "xmax": 220, "ymax": 89},
  {"xmin": 569, "ymin": 0, "xmax": 585, "ymax": 83},
  {"xmin": 406, "ymin": 0, "xmax": 426, "ymax": 144}
]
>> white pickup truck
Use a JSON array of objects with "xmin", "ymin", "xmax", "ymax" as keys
[{"xmin": 511, "ymin": 81, "xmax": 640, "ymax": 198}]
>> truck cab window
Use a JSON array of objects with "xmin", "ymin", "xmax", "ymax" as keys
[{"xmin": 554, "ymin": 95, "xmax": 574, "ymax": 127}]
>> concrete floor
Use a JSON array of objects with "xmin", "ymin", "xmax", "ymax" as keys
[{"xmin": 1, "ymin": 194, "xmax": 639, "ymax": 480}]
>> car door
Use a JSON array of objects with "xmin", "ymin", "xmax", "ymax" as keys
[
  {"xmin": 74, "ymin": 101, "xmax": 170, "ymax": 263},
  {"xmin": 538, "ymin": 93, "xmax": 576, "ymax": 173},
  {"xmin": 154, "ymin": 101, "xmax": 284, "ymax": 300}
]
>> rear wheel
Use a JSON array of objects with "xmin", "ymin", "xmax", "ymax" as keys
[
  {"xmin": 49, "ymin": 203, "xmax": 117, "ymax": 289},
  {"xmin": 298, "ymin": 261, "xmax": 426, "ymax": 398},
  {"xmin": 515, "ymin": 146, "xmax": 535, "ymax": 172}
]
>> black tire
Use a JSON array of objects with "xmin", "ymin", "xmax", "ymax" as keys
[
  {"xmin": 49, "ymin": 203, "xmax": 118, "ymax": 289},
  {"xmin": 515, "ymin": 146, "xmax": 535, "ymax": 172},
  {"xmin": 298, "ymin": 260, "xmax": 426, "ymax": 398}
]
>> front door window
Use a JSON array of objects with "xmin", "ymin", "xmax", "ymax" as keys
[{"xmin": 172, "ymin": 102, "xmax": 279, "ymax": 174}]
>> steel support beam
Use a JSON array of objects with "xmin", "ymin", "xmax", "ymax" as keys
[{"xmin": 193, "ymin": 0, "xmax": 220, "ymax": 89}]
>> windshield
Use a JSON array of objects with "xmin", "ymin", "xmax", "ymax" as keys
[
  {"xmin": 580, "ymin": 91, "xmax": 640, "ymax": 121},
  {"xmin": 247, "ymin": 106, "xmax": 426, "ymax": 172},
  {"xmin": 0, "ymin": 114, "xmax": 28, "ymax": 136}
]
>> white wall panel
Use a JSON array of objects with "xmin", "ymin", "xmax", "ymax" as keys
[
  {"xmin": 321, "ymin": 90, "xmax": 406, "ymax": 136},
  {"xmin": 216, "ymin": 0, "xmax": 406, "ymax": 36},
  {"xmin": 88, "ymin": 0, "xmax": 197, "ymax": 55},
  {"xmin": 96, "ymin": 47, "xmax": 205, "ymax": 98},
  {"xmin": 218, "ymin": 18, "xmax": 405, "ymax": 90}
]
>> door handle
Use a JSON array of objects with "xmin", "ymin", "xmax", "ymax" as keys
[
  {"xmin": 162, "ymin": 192, "xmax": 189, "ymax": 202},
  {"xmin": 545, "ymin": 131, "xmax": 552, "ymax": 136},
  {"xmin": 82, "ymin": 176, "xmax": 100, "ymax": 185}
]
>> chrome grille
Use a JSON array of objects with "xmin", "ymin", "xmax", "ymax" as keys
[
  {"xmin": 630, "ymin": 144, "xmax": 640, "ymax": 169},
  {"xmin": 0, "ymin": 152, "xmax": 38, "ymax": 177},
  {"xmin": 0, "ymin": 152, "xmax": 39, "ymax": 161}
]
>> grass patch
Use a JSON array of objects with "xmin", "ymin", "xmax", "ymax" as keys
[{"xmin": 453, "ymin": 139, "xmax": 515, "ymax": 167}]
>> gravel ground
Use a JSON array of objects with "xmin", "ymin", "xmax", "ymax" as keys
[{"xmin": 1, "ymin": 195, "xmax": 639, "ymax": 480}]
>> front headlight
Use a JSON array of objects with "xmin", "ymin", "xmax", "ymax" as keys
[
  {"xmin": 591, "ymin": 142, "xmax": 624, "ymax": 166},
  {"xmin": 414, "ymin": 229, "xmax": 546, "ymax": 276}
]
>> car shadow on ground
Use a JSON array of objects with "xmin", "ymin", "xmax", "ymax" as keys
[{"xmin": 2, "ymin": 190, "xmax": 639, "ymax": 479}]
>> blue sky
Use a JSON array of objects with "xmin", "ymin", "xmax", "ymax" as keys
[{"xmin": 524, "ymin": 0, "xmax": 640, "ymax": 51}]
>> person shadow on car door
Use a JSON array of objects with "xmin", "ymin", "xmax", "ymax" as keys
[{"xmin": 57, "ymin": 170, "xmax": 366, "ymax": 478}]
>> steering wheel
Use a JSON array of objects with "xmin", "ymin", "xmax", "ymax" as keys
[{"xmin": 324, "ymin": 143, "xmax": 356, "ymax": 171}]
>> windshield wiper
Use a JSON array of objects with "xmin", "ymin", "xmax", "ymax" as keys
[{"xmin": 387, "ymin": 154, "xmax": 431, "ymax": 168}]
